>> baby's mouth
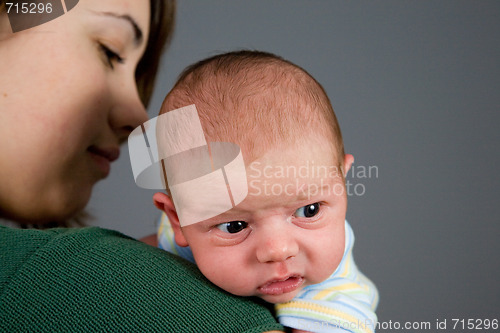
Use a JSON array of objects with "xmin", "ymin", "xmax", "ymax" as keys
[{"xmin": 257, "ymin": 275, "xmax": 304, "ymax": 295}]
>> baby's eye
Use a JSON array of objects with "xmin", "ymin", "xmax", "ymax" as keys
[
  {"xmin": 217, "ymin": 221, "xmax": 248, "ymax": 234},
  {"xmin": 294, "ymin": 203, "xmax": 321, "ymax": 218}
]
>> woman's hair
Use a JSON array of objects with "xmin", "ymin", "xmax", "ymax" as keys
[{"xmin": 137, "ymin": 0, "xmax": 176, "ymax": 107}]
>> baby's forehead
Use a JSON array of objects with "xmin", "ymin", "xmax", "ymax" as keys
[{"xmin": 244, "ymin": 140, "xmax": 341, "ymax": 176}]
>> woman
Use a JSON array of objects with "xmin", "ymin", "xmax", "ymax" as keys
[
  {"xmin": 0, "ymin": 1, "xmax": 283, "ymax": 332},
  {"xmin": 0, "ymin": 0, "xmax": 172, "ymax": 227}
]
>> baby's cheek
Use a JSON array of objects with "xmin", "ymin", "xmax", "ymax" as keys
[
  {"xmin": 313, "ymin": 258, "xmax": 340, "ymax": 284},
  {"xmin": 310, "ymin": 236, "xmax": 345, "ymax": 283},
  {"xmin": 194, "ymin": 251, "xmax": 255, "ymax": 296},
  {"xmin": 202, "ymin": 267, "xmax": 254, "ymax": 297}
]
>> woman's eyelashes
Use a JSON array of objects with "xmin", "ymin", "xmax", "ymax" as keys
[
  {"xmin": 294, "ymin": 202, "xmax": 321, "ymax": 219},
  {"xmin": 99, "ymin": 43, "xmax": 124, "ymax": 69},
  {"xmin": 217, "ymin": 221, "xmax": 248, "ymax": 234}
]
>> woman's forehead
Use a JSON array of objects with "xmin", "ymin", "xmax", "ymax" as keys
[{"xmin": 83, "ymin": 0, "xmax": 150, "ymax": 38}]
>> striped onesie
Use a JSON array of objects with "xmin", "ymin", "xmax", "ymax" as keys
[{"xmin": 158, "ymin": 215, "xmax": 378, "ymax": 333}]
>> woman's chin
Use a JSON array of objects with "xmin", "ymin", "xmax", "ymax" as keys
[{"xmin": 42, "ymin": 184, "xmax": 93, "ymax": 224}]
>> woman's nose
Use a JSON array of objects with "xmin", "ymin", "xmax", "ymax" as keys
[
  {"xmin": 256, "ymin": 226, "xmax": 299, "ymax": 263},
  {"xmin": 109, "ymin": 78, "xmax": 148, "ymax": 143}
]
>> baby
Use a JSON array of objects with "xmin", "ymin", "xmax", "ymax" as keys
[{"xmin": 152, "ymin": 51, "xmax": 378, "ymax": 333}]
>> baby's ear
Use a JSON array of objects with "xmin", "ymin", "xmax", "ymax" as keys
[
  {"xmin": 153, "ymin": 192, "xmax": 189, "ymax": 247},
  {"xmin": 343, "ymin": 154, "xmax": 355, "ymax": 175}
]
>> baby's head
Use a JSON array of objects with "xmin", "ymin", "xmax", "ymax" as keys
[{"xmin": 154, "ymin": 51, "xmax": 354, "ymax": 303}]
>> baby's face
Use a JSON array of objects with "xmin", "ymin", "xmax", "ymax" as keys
[{"xmin": 180, "ymin": 142, "xmax": 349, "ymax": 303}]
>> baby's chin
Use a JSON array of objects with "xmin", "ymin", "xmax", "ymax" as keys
[{"xmin": 258, "ymin": 289, "xmax": 301, "ymax": 304}]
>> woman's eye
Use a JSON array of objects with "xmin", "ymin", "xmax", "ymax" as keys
[
  {"xmin": 294, "ymin": 203, "xmax": 321, "ymax": 218},
  {"xmin": 217, "ymin": 221, "xmax": 248, "ymax": 234},
  {"xmin": 99, "ymin": 44, "xmax": 124, "ymax": 69}
]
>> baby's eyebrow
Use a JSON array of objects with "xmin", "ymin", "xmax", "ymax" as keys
[{"xmin": 295, "ymin": 183, "xmax": 332, "ymax": 202}]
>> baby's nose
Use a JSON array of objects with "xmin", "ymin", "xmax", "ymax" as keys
[{"xmin": 256, "ymin": 230, "xmax": 299, "ymax": 263}]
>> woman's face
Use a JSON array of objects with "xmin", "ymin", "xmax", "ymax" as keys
[{"xmin": 0, "ymin": 0, "xmax": 150, "ymax": 222}]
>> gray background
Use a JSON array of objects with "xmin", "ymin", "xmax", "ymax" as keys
[{"xmin": 88, "ymin": 0, "xmax": 500, "ymax": 330}]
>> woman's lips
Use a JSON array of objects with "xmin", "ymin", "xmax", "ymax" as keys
[
  {"xmin": 257, "ymin": 276, "xmax": 304, "ymax": 295},
  {"xmin": 88, "ymin": 146, "xmax": 120, "ymax": 176}
]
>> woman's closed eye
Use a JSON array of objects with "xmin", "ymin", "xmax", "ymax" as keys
[
  {"xmin": 217, "ymin": 221, "xmax": 248, "ymax": 234},
  {"xmin": 294, "ymin": 202, "xmax": 321, "ymax": 218},
  {"xmin": 99, "ymin": 43, "xmax": 124, "ymax": 69}
]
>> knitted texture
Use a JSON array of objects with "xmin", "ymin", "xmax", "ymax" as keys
[{"xmin": 0, "ymin": 226, "xmax": 283, "ymax": 333}]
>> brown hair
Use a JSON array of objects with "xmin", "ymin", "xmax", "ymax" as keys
[
  {"xmin": 137, "ymin": 0, "xmax": 175, "ymax": 107},
  {"xmin": 162, "ymin": 50, "xmax": 345, "ymax": 166}
]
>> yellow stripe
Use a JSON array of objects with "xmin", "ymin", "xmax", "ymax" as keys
[
  {"xmin": 158, "ymin": 213, "xmax": 168, "ymax": 234},
  {"xmin": 312, "ymin": 283, "xmax": 365, "ymax": 300},
  {"xmin": 276, "ymin": 301, "xmax": 373, "ymax": 333},
  {"xmin": 158, "ymin": 214, "xmax": 179, "ymax": 255},
  {"xmin": 337, "ymin": 252, "xmax": 353, "ymax": 278}
]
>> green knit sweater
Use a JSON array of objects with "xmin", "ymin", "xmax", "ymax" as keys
[{"xmin": 0, "ymin": 226, "xmax": 283, "ymax": 333}]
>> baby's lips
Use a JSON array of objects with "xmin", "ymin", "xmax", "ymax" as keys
[{"xmin": 258, "ymin": 275, "xmax": 304, "ymax": 295}]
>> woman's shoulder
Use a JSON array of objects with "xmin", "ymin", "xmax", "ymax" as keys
[{"xmin": 0, "ymin": 226, "xmax": 283, "ymax": 333}]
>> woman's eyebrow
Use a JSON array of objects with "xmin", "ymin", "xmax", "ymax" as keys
[{"xmin": 100, "ymin": 12, "xmax": 144, "ymax": 47}]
